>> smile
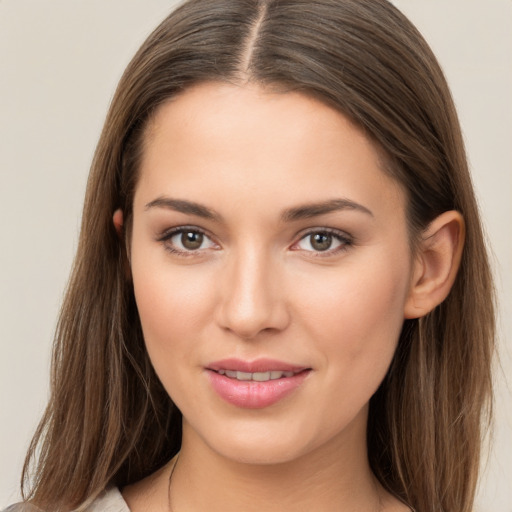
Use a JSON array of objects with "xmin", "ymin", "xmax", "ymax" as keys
[
  {"xmin": 216, "ymin": 370, "xmax": 297, "ymax": 381},
  {"xmin": 206, "ymin": 359, "xmax": 311, "ymax": 409}
]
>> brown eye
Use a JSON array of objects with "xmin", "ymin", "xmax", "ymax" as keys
[
  {"xmin": 310, "ymin": 233, "xmax": 333, "ymax": 251},
  {"xmin": 163, "ymin": 228, "xmax": 217, "ymax": 254},
  {"xmin": 294, "ymin": 229, "xmax": 350, "ymax": 254},
  {"xmin": 181, "ymin": 231, "xmax": 204, "ymax": 250}
]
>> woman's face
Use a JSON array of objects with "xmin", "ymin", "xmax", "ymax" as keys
[{"xmin": 130, "ymin": 82, "xmax": 415, "ymax": 464}]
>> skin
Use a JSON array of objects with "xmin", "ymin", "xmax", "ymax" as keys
[{"xmin": 118, "ymin": 82, "xmax": 464, "ymax": 512}]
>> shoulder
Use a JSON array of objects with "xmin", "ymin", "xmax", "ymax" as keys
[
  {"xmin": 2, "ymin": 488, "xmax": 129, "ymax": 512},
  {"xmin": 81, "ymin": 487, "xmax": 130, "ymax": 512},
  {"xmin": 1, "ymin": 505, "xmax": 41, "ymax": 512}
]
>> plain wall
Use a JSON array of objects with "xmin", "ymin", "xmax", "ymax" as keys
[{"xmin": 1, "ymin": 1, "xmax": 510, "ymax": 509}]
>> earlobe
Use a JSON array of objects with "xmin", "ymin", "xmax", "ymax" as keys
[
  {"xmin": 404, "ymin": 210, "xmax": 465, "ymax": 319},
  {"xmin": 113, "ymin": 208, "xmax": 132, "ymax": 276},
  {"xmin": 113, "ymin": 209, "xmax": 124, "ymax": 235}
]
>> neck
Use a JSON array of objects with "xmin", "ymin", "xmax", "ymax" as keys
[{"xmin": 168, "ymin": 410, "xmax": 384, "ymax": 512}]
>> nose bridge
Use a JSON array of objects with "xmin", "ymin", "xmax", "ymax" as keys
[{"xmin": 217, "ymin": 240, "xmax": 288, "ymax": 339}]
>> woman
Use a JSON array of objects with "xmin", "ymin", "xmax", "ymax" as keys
[{"xmin": 7, "ymin": 0, "xmax": 495, "ymax": 511}]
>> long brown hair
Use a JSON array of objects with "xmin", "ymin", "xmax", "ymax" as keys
[{"xmin": 22, "ymin": 1, "xmax": 495, "ymax": 511}]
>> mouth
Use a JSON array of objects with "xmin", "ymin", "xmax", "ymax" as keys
[
  {"xmin": 206, "ymin": 359, "xmax": 311, "ymax": 409},
  {"xmin": 214, "ymin": 369, "xmax": 300, "ymax": 381},
  {"xmin": 206, "ymin": 358, "xmax": 310, "ymax": 380}
]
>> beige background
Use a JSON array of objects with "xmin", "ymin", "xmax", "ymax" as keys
[{"xmin": 1, "ymin": 0, "xmax": 510, "ymax": 509}]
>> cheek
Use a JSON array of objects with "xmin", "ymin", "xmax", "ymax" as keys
[
  {"xmin": 130, "ymin": 245, "xmax": 216, "ymax": 367},
  {"xmin": 286, "ymin": 254, "xmax": 411, "ymax": 437},
  {"xmin": 294, "ymin": 249, "xmax": 411, "ymax": 373},
  {"xmin": 132, "ymin": 265, "xmax": 217, "ymax": 410}
]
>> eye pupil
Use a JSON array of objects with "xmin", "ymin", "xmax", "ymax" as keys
[
  {"xmin": 311, "ymin": 233, "xmax": 332, "ymax": 251},
  {"xmin": 181, "ymin": 231, "xmax": 203, "ymax": 250}
]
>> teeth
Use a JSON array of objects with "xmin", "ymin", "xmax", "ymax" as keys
[
  {"xmin": 253, "ymin": 372, "xmax": 271, "ymax": 381},
  {"xmin": 218, "ymin": 370, "xmax": 297, "ymax": 381}
]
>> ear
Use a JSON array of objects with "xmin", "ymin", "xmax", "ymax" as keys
[
  {"xmin": 113, "ymin": 208, "xmax": 124, "ymax": 236},
  {"xmin": 404, "ymin": 210, "xmax": 465, "ymax": 319},
  {"xmin": 113, "ymin": 209, "xmax": 132, "ymax": 276}
]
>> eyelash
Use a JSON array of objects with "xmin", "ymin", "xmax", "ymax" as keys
[
  {"xmin": 157, "ymin": 226, "xmax": 218, "ymax": 257},
  {"xmin": 157, "ymin": 226, "xmax": 353, "ymax": 257},
  {"xmin": 292, "ymin": 228, "xmax": 353, "ymax": 257}
]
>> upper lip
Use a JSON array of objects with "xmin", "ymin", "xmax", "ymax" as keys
[{"xmin": 206, "ymin": 358, "xmax": 309, "ymax": 374}]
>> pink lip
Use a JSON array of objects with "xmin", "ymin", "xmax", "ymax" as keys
[
  {"xmin": 206, "ymin": 358, "xmax": 311, "ymax": 409},
  {"xmin": 206, "ymin": 358, "xmax": 307, "ymax": 374}
]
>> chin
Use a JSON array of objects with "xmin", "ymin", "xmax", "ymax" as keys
[
  {"xmin": 211, "ymin": 437, "xmax": 309, "ymax": 466},
  {"xmin": 183, "ymin": 413, "xmax": 344, "ymax": 467}
]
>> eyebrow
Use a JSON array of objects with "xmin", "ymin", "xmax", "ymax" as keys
[
  {"xmin": 281, "ymin": 198, "xmax": 373, "ymax": 222},
  {"xmin": 144, "ymin": 196, "xmax": 373, "ymax": 222},
  {"xmin": 145, "ymin": 197, "xmax": 222, "ymax": 221}
]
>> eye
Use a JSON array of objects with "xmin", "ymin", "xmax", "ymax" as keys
[
  {"xmin": 174, "ymin": 231, "xmax": 207, "ymax": 250},
  {"xmin": 293, "ymin": 229, "xmax": 352, "ymax": 254},
  {"xmin": 159, "ymin": 227, "xmax": 218, "ymax": 254}
]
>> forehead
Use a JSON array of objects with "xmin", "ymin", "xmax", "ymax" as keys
[
  {"xmin": 144, "ymin": 82, "xmax": 376, "ymax": 163},
  {"xmin": 135, "ymin": 82, "xmax": 405, "ymax": 221}
]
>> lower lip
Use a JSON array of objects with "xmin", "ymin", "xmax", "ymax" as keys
[{"xmin": 207, "ymin": 370, "xmax": 310, "ymax": 409}]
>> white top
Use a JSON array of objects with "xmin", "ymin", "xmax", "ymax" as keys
[
  {"xmin": 82, "ymin": 488, "xmax": 129, "ymax": 512},
  {"xmin": 2, "ymin": 487, "xmax": 129, "ymax": 512}
]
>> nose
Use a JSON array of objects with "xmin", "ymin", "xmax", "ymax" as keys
[{"xmin": 215, "ymin": 245, "xmax": 290, "ymax": 340}]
